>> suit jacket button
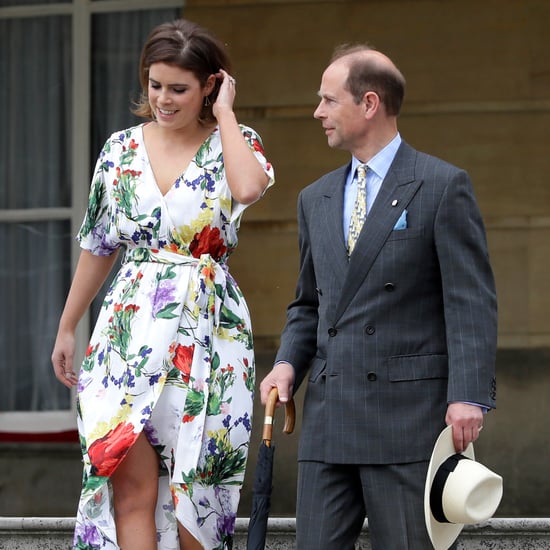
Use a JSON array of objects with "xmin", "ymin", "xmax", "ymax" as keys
[
  {"xmin": 328, "ymin": 327, "xmax": 337, "ymax": 337},
  {"xmin": 367, "ymin": 372, "xmax": 377, "ymax": 381},
  {"xmin": 384, "ymin": 282, "xmax": 395, "ymax": 291},
  {"xmin": 365, "ymin": 325, "xmax": 375, "ymax": 335}
]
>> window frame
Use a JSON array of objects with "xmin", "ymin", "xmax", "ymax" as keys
[{"xmin": 0, "ymin": 0, "xmax": 184, "ymax": 437}]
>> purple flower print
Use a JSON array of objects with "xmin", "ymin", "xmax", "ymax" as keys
[
  {"xmin": 143, "ymin": 420, "xmax": 160, "ymax": 446},
  {"xmin": 74, "ymin": 521, "xmax": 102, "ymax": 548},
  {"xmin": 216, "ymin": 511, "xmax": 236, "ymax": 537},
  {"xmin": 149, "ymin": 279, "xmax": 177, "ymax": 318}
]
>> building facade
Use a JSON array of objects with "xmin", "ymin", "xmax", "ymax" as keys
[{"xmin": 1, "ymin": 0, "xmax": 549, "ymax": 517}]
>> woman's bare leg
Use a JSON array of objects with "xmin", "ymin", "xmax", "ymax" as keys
[
  {"xmin": 111, "ymin": 432, "xmax": 159, "ymax": 549},
  {"xmin": 178, "ymin": 522, "xmax": 204, "ymax": 550}
]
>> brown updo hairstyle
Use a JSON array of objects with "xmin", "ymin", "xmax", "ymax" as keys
[{"xmin": 133, "ymin": 19, "xmax": 232, "ymax": 125}]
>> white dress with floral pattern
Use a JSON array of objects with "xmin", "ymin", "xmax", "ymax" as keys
[{"xmin": 72, "ymin": 123, "xmax": 274, "ymax": 550}]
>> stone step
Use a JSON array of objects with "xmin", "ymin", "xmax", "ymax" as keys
[{"xmin": 1, "ymin": 517, "xmax": 549, "ymax": 549}]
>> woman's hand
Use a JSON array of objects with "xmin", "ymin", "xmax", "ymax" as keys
[
  {"xmin": 212, "ymin": 69, "xmax": 236, "ymax": 119},
  {"xmin": 50, "ymin": 249, "xmax": 119, "ymax": 389},
  {"xmin": 51, "ymin": 329, "xmax": 78, "ymax": 388}
]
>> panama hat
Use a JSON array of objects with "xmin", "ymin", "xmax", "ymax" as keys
[{"xmin": 424, "ymin": 425, "xmax": 503, "ymax": 550}]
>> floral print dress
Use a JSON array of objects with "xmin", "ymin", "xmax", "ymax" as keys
[{"xmin": 73, "ymin": 123, "xmax": 274, "ymax": 550}]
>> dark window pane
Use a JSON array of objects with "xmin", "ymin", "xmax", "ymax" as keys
[
  {"xmin": 0, "ymin": 16, "xmax": 72, "ymax": 209},
  {"xmin": 0, "ymin": 221, "xmax": 72, "ymax": 411}
]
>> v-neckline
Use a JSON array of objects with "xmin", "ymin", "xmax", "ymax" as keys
[{"xmin": 140, "ymin": 123, "xmax": 218, "ymax": 198}]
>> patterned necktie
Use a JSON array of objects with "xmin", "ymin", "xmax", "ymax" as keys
[{"xmin": 347, "ymin": 164, "xmax": 368, "ymax": 255}]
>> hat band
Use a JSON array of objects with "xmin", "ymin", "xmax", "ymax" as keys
[{"xmin": 430, "ymin": 453, "xmax": 470, "ymax": 523}]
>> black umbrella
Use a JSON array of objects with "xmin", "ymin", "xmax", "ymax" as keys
[{"xmin": 247, "ymin": 387, "xmax": 295, "ymax": 550}]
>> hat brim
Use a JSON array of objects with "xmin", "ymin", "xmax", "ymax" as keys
[{"xmin": 424, "ymin": 425, "xmax": 475, "ymax": 550}]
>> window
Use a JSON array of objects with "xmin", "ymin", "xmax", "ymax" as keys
[{"xmin": 0, "ymin": 0, "xmax": 182, "ymax": 437}]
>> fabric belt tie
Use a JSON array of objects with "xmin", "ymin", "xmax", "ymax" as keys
[{"xmin": 124, "ymin": 247, "xmax": 228, "ymax": 329}]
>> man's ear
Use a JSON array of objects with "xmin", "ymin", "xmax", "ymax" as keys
[{"xmin": 363, "ymin": 90, "xmax": 381, "ymax": 117}]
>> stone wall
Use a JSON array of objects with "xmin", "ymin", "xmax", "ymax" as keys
[
  {"xmin": 2, "ymin": 517, "xmax": 550, "ymax": 549},
  {"xmin": 1, "ymin": 0, "xmax": 549, "ymax": 521},
  {"xmin": 183, "ymin": 0, "xmax": 550, "ymax": 519}
]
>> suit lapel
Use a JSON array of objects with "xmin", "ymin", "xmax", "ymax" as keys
[
  {"xmin": 319, "ymin": 165, "xmax": 350, "ymax": 281},
  {"xmin": 333, "ymin": 143, "xmax": 422, "ymax": 322}
]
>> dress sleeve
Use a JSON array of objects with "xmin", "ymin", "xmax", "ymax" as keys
[
  {"xmin": 77, "ymin": 138, "xmax": 120, "ymax": 256},
  {"xmin": 230, "ymin": 125, "xmax": 275, "ymax": 221}
]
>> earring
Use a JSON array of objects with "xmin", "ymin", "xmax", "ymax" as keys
[{"xmin": 204, "ymin": 96, "xmax": 211, "ymax": 107}]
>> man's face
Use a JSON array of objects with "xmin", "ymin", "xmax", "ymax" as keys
[{"xmin": 313, "ymin": 60, "xmax": 367, "ymax": 152}]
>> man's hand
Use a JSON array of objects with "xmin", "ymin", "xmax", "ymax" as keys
[
  {"xmin": 445, "ymin": 402, "xmax": 484, "ymax": 453},
  {"xmin": 259, "ymin": 362, "xmax": 295, "ymax": 405}
]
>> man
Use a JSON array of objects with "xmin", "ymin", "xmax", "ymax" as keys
[{"xmin": 259, "ymin": 44, "xmax": 497, "ymax": 549}]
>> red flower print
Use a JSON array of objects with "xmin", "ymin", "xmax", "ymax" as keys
[
  {"xmin": 129, "ymin": 139, "xmax": 138, "ymax": 150},
  {"xmin": 251, "ymin": 138, "xmax": 264, "ymax": 154},
  {"xmin": 88, "ymin": 422, "xmax": 137, "ymax": 477},
  {"xmin": 189, "ymin": 226, "xmax": 227, "ymax": 260},
  {"xmin": 173, "ymin": 344, "xmax": 194, "ymax": 384},
  {"xmin": 122, "ymin": 169, "xmax": 141, "ymax": 177}
]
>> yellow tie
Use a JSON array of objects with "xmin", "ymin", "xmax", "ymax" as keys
[{"xmin": 348, "ymin": 164, "xmax": 367, "ymax": 255}]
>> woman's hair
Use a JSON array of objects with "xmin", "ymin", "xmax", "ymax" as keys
[
  {"xmin": 331, "ymin": 44, "xmax": 406, "ymax": 117},
  {"xmin": 133, "ymin": 19, "xmax": 231, "ymax": 124}
]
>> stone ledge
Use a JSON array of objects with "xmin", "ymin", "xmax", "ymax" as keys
[{"xmin": 1, "ymin": 517, "xmax": 549, "ymax": 549}]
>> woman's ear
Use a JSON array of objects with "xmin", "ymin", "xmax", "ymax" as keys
[{"xmin": 204, "ymin": 73, "xmax": 217, "ymax": 97}]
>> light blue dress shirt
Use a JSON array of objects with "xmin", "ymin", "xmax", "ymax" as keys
[{"xmin": 343, "ymin": 133, "xmax": 402, "ymax": 242}]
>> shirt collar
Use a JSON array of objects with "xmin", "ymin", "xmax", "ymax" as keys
[{"xmin": 351, "ymin": 133, "xmax": 402, "ymax": 180}]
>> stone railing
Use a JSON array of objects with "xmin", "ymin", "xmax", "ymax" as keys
[{"xmin": 1, "ymin": 517, "xmax": 550, "ymax": 549}]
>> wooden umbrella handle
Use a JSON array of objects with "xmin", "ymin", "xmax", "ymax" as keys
[{"xmin": 262, "ymin": 387, "xmax": 296, "ymax": 446}]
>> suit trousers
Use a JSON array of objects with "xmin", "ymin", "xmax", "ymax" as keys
[{"xmin": 296, "ymin": 460, "xmax": 455, "ymax": 550}]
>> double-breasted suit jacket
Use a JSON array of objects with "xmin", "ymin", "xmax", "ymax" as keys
[{"xmin": 276, "ymin": 141, "xmax": 497, "ymax": 466}]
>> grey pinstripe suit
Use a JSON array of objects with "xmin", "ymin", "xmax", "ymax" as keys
[{"xmin": 275, "ymin": 141, "xmax": 497, "ymax": 546}]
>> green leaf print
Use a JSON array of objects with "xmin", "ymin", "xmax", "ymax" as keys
[
  {"xmin": 198, "ymin": 430, "xmax": 247, "ymax": 485},
  {"xmin": 218, "ymin": 305, "xmax": 243, "ymax": 330},
  {"xmin": 79, "ymin": 178, "xmax": 107, "ymax": 239},
  {"xmin": 194, "ymin": 137, "xmax": 212, "ymax": 167},
  {"xmin": 83, "ymin": 475, "xmax": 107, "ymax": 494},
  {"xmin": 211, "ymin": 352, "xmax": 220, "ymax": 371},
  {"xmin": 177, "ymin": 468, "xmax": 196, "ymax": 500},
  {"xmin": 215, "ymin": 283, "xmax": 225, "ymax": 300},
  {"xmin": 243, "ymin": 359, "xmax": 255, "ymax": 393},
  {"xmin": 207, "ymin": 393, "xmax": 222, "ymax": 416},
  {"xmin": 183, "ymin": 388, "xmax": 205, "ymax": 420},
  {"xmin": 207, "ymin": 358, "xmax": 235, "ymax": 416},
  {"xmin": 155, "ymin": 302, "xmax": 179, "ymax": 319},
  {"xmin": 225, "ymin": 280, "xmax": 241, "ymax": 306},
  {"xmin": 81, "ymin": 344, "xmax": 100, "ymax": 373}
]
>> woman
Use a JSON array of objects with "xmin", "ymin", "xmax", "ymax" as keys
[{"xmin": 51, "ymin": 19, "xmax": 274, "ymax": 550}]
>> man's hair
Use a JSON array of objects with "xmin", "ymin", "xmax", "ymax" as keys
[{"xmin": 331, "ymin": 44, "xmax": 406, "ymax": 116}]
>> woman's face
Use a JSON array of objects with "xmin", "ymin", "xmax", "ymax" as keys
[{"xmin": 147, "ymin": 62, "xmax": 212, "ymax": 129}]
